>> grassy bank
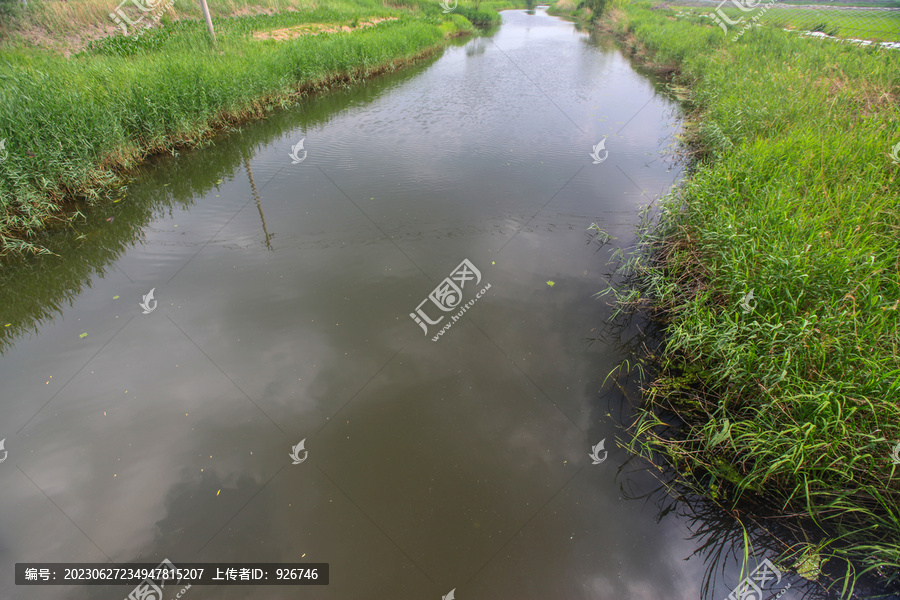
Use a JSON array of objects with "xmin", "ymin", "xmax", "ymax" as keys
[
  {"xmin": 0, "ymin": 0, "xmax": 508, "ymax": 257},
  {"xmin": 669, "ymin": 4, "xmax": 900, "ymax": 43},
  {"xmin": 546, "ymin": 0, "xmax": 594, "ymax": 22},
  {"xmin": 592, "ymin": 1, "xmax": 899, "ymax": 595}
]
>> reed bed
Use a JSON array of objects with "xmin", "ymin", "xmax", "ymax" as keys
[
  {"xmin": 0, "ymin": 0, "xmax": 505, "ymax": 257},
  {"xmin": 598, "ymin": 3, "xmax": 900, "ymax": 596}
]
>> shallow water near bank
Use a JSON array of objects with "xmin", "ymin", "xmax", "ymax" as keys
[{"xmin": 0, "ymin": 8, "xmax": 825, "ymax": 599}]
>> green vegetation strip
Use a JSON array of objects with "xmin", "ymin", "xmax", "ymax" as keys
[
  {"xmin": 0, "ymin": 0, "xmax": 505, "ymax": 257},
  {"xmin": 601, "ymin": 2, "xmax": 899, "ymax": 594},
  {"xmin": 670, "ymin": 5, "xmax": 900, "ymax": 42}
]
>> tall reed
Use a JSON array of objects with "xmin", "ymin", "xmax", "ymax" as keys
[{"xmin": 601, "ymin": 3, "xmax": 900, "ymax": 595}]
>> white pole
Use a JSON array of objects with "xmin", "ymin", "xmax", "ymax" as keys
[{"xmin": 200, "ymin": 0, "xmax": 216, "ymax": 44}]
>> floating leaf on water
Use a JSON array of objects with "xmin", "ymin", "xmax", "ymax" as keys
[
  {"xmin": 113, "ymin": 296, "xmax": 120, "ymax": 299},
  {"xmin": 794, "ymin": 546, "xmax": 827, "ymax": 581},
  {"xmin": 79, "ymin": 333, "xmax": 87, "ymax": 338},
  {"xmin": 547, "ymin": 281, "xmax": 555, "ymax": 287}
]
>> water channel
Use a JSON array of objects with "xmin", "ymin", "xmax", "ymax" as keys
[{"xmin": 0, "ymin": 7, "xmax": 823, "ymax": 599}]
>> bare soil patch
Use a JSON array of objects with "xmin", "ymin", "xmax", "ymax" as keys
[{"xmin": 252, "ymin": 16, "xmax": 398, "ymax": 40}]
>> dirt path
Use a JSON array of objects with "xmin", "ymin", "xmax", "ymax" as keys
[{"xmin": 252, "ymin": 16, "xmax": 399, "ymax": 40}]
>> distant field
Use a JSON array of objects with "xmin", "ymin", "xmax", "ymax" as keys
[
  {"xmin": 670, "ymin": 3, "xmax": 900, "ymax": 41},
  {"xmin": 667, "ymin": 0, "xmax": 900, "ymax": 6},
  {"xmin": 0, "ymin": 0, "xmax": 511, "ymax": 50},
  {"xmin": 776, "ymin": 0, "xmax": 899, "ymax": 6}
]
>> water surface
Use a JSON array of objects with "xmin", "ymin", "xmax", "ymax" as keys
[{"xmin": 0, "ymin": 8, "xmax": 812, "ymax": 600}]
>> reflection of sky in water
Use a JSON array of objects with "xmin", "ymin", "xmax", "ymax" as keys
[{"xmin": 0, "ymin": 6, "xmax": 819, "ymax": 600}]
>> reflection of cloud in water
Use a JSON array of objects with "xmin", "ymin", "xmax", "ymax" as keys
[{"xmin": 0, "ymin": 7, "xmax": 783, "ymax": 600}]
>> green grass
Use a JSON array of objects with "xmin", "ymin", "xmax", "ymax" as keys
[
  {"xmin": 670, "ymin": 4, "xmax": 900, "ymax": 42},
  {"xmin": 777, "ymin": 0, "xmax": 900, "ymax": 6},
  {"xmin": 0, "ymin": 0, "xmax": 510, "ymax": 257},
  {"xmin": 599, "ymin": 2, "xmax": 900, "ymax": 596},
  {"xmin": 0, "ymin": 0, "xmax": 459, "ymax": 42}
]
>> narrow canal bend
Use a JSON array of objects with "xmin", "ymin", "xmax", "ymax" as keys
[{"xmin": 0, "ymin": 7, "xmax": 811, "ymax": 600}]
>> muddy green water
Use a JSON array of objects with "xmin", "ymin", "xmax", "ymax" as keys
[{"xmin": 0, "ymin": 8, "xmax": 814, "ymax": 600}]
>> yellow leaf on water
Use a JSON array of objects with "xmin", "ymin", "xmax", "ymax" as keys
[
  {"xmin": 547, "ymin": 281, "xmax": 555, "ymax": 287},
  {"xmin": 79, "ymin": 333, "xmax": 87, "ymax": 338},
  {"xmin": 217, "ymin": 490, "xmax": 221, "ymax": 496},
  {"xmin": 794, "ymin": 548, "xmax": 826, "ymax": 581},
  {"xmin": 113, "ymin": 296, "xmax": 120, "ymax": 299}
]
